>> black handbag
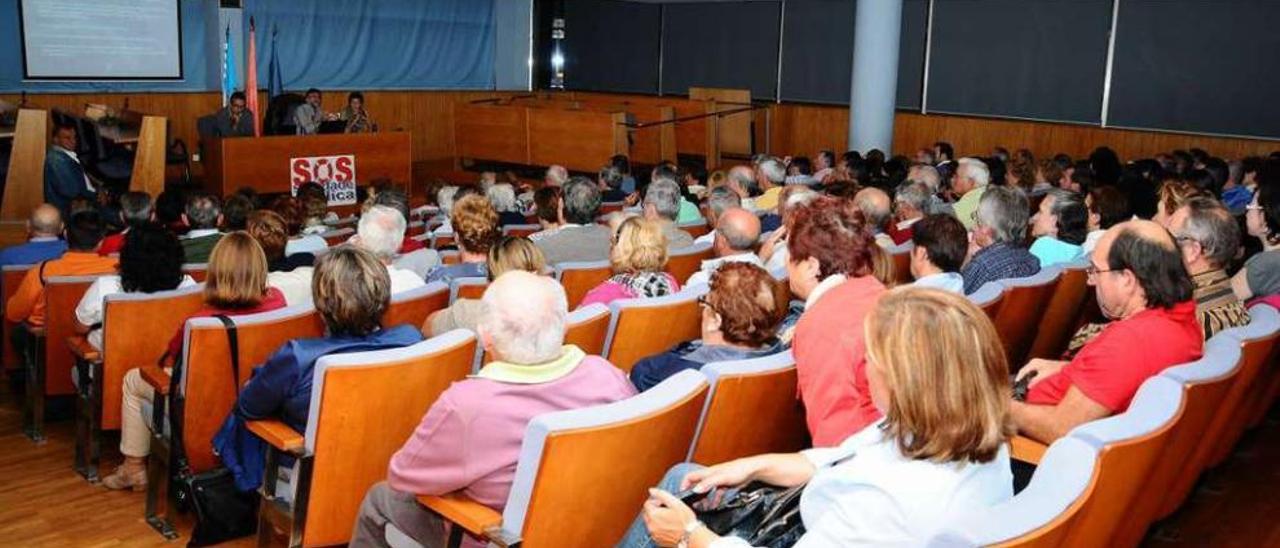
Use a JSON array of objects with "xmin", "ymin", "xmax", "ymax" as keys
[
  {"xmin": 174, "ymin": 315, "xmax": 260, "ymax": 547},
  {"xmin": 692, "ymin": 482, "xmax": 807, "ymax": 548}
]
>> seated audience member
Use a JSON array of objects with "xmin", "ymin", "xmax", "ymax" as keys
[
  {"xmin": 247, "ymin": 210, "xmax": 315, "ymax": 305},
  {"xmin": 1014, "ymin": 220, "xmax": 1200, "ymax": 445},
  {"xmin": 6, "ymin": 212, "xmax": 116, "ymax": 329},
  {"xmin": 155, "ymin": 190, "xmax": 189, "ymax": 236},
  {"xmin": 644, "ymin": 177, "xmax": 697, "ymax": 250},
  {"xmin": 211, "ymin": 91, "xmax": 255, "ymax": 137},
  {"xmin": 339, "ymin": 91, "xmax": 376, "ymax": 133},
  {"xmin": 581, "ymin": 217, "xmax": 680, "ymax": 307},
  {"xmin": 952, "ymin": 158, "xmax": 991, "ymax": 231},
  {"xmin": 355, "ymin": 206, "xmax": 426, "ymax": 294},
  {"xmin": 487, "ymin": 183, "xmax": 527, "ymax": 227},
  {"xmin": 179, "ymin": 193, "xmax": 225, "ymax": 264},
  {"xmin": 528, "ymin": 186, "xmax": 565, "ymax": 242},
  {"xmin": 854, "ymin": 187, "xmax": 895, "ymax": 247},
  {"xmin": 425, "ymin": 195, "xmax": 500, "ymax": 284},
  {"xmin": 424, "ymin": 236, "xmax": 546, "ymax": 336},
  {"xmin": 298, "ymin": 187, "xmax": 332, "ymax": 236},
  {"xmin": 214, "ymin": 246, "xmax": 424, "ymax": 490},
  {"xmin": 1007, "ymin": 149, "xmax": 1037, "ymax": 193},
  {"xmin": 1221, "ymin": 156, "xmax": 1260, "ymax": 213},
  {"xmin": 599, "ymin": 164, "xmax": 631, "ymax": 203},
  {"xmin": 75, "ymin": 224, "xmax": 196, "ymax": 350},
  {"xmin": 1034, "ymin": 158, "xmax": 1065, "ymax": 195},
  {"xmin": 349, "ymin": 272, "xmax": 636, "ymax": 547},
  {"xmin": 1168, "ymin": 197, "xmax": 1250, "ymax": 339},
  {"xmin": 1082, "ymin": 186, "xmax": 1130, "ymax": 255},
  {"xmin": 686, "ymin": 208, "xmax": 763, "ymax": 287},
  {"xmin": 626, "ymin": 287, "xmax": 1014, "ymax": 547},
  {"xmin": 784, "ymin": 156, "xmax": 818, "ymax": 186},
  {"xmin": 98, "ymin": 192, "xmax": 152, "ymax": 256},
  {"xmin": 961, "ymin": 186, "xmax": 1041, "ymax": 294},
  {"xmin": 430, "ymin": 186, "xmax": 460, "ymax": 236},
  {"xmin": 631, "ymin": 262, "xmax": 785, "ymax": 391},
  {"xmin": 43, "ymin": 122, "xmax": 97, "ymax": 217},
  {"xmin": 751, "ymin": 157, "xmax": 787, "ymax": 211},
  {"xmin": 812, "ymin": 149, "xmax": 836, "ymax": 183},
  {"xmin": 759, "ymin": 187, "xmax": 819, "ymax": 273},
  {"xmin": 910, "ymin": 214, "xmax": 968, "ymax": 293},
  {"xmin": 1153, "ymin": 179, "xmax": 1201, "ymax": 229},
  {"xmin": 906, "ymin": 164, "xmax": 949, "ymax": 215},
  {"xmin": 103, "ymin": 233, "xmax": 287, "ymax": 489},
  {"xmin": 372, "ymin": 188, "xmax": 440, "ymax": 275},
  {"xmin": 1234, "ymin": 185, "xmax": 1280, "ymax": 301},
  {"xmin": 652, "ymin": 163, "xmax": 702, "ymax": 224},
  {"xmin": 697, "ymin": 186, "xmax": 743, "ymax": 246},
  {"xmin": 887, "ymin": 182, "xmax": 929, "ymax": 244},
  {"xmin": 271, "ymin": 196, "xmax": 327, "ymax": 258},
  {"xmin": 221, "ymin": 193, "xmax": 254, "ymax": 232},
  {"xmin": 534, "ymin": 177, "xmax": 613, "ymax": 264},
  {"xmin": 788, "ymin": 196, "xmax": 887, "ymax": 446},
  {"xmin": 724, "ymin": 165, "xmax": 761, "ymax": 212},
  {"xmin": 545, "ymin": 164, "xmax": 569, "ymax": 189},
  {"xmin": 1029, "ymin": 189, "xmax": 1088, "ymax": 267},
  {"xmin": 0, "ymin": 204, "xmax": 66, "ymax": 266}
]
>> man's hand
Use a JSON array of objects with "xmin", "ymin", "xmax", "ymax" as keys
[{"xmin": 1017, "ymin": 359, "xmax": 1069, "ymax": 388}]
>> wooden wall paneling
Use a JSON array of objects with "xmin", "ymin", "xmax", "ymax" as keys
[
  {"xmin": 453, "ymin": 102, "xmax": 530, "ymax": 166},
  {"xmin": 570, "ymin": 92, "xmax": 711, "ymax": 158},
  {"xmin": 206, "ymin": 132, "xmax": 412, "ymax": 196},
  {"xmin": 689, "ymin": 87, "xmax": 753, "ymax": 157},
  {"xmin": 1, "ymin": 109, "xmax": 48, "ymax": 222},
  {"xmin": 527, "ymin": 107, "xmax": 622, "ymax": 172},
  {"xmin": 128, "ymin": 116, "xmax": 167, "ymax": 197}
]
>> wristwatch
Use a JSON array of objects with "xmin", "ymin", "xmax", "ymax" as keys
[{"xmin": 676, "ymin": 519, "xmax": 704, "ymax": 548}]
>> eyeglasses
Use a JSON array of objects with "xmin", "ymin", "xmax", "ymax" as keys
[
  {"xmin": 1086, "ymin": 264, "xmax": 1119, "ymax": 278},
  {"xmin": 696, "ymin": 294, "xmax": 719, "ymax": 314},
  {"xmin": 1247, "ymin": 204, "xmax": 1264, "ymax": 212}
]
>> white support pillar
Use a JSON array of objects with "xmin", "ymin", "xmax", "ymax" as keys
[{"xmin": 848, "ymin": 0, "xmax": 903, "ymax": 153}]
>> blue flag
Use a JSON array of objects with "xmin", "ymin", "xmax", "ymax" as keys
[
  {"xmin": 267, "ymin": 24, "xmax": 284, "ymax": 99},
  {"xmin": 221, "ymin": 24, "xmax": 238, "ymax": 106}
]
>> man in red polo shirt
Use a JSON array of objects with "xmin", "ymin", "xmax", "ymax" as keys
[{"xmin": 1013, "ymin": 220, "xmax": 1202, "ymax": 444}]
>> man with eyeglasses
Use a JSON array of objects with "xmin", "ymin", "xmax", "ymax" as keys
[
  {"xmin": 960, "ymin": 186, "xmax": 1040, "ymax": 295},
  {"xmin": 1011, "ymin": 220, "xmax": 1202, "ymax": 446},
  {"xmin": 1168, "ymin": 197, "xmax": 1250, "ymax": 339}
]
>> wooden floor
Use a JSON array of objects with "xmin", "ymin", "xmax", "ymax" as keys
[{"xmin": 0, "ymin": 372, "xmax": 1278, "ymax": 547}]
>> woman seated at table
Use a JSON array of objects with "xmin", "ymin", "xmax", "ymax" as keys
[
  {"xmin": 423, "ymin": 236, "xmax": 546, "ymax": 336},
  {"xmin": 103, "ymin": 232, "xmax": 289, "ymax": 490},
  {"xmin": 629, "ymin": 262, "xmax": 785, "ymax": 391},
  {"xmin": 620, "ymin": 287, "xmax": 1014, "ymax": 547},
  {"xmin": 214, "ymin": 246, "xmax": 424, "ymax": 491},
  {"xmin": 580, "ymin": 216, "xmax": 679, "ymax": 307},
  {"xmin": 340, "ymin": 91, "xmax": 376, "ymax": 133},
  {"xmin": 75, "ymin": 224, "xmax": 197, "ymax": 351}
]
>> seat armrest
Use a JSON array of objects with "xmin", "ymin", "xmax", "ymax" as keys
[
  {"xmin": 139, "ymin": 365, "xmax": 171, "ymax": 396},
  {"xmin": 246, "ymin": 419, "xmax": 305, "ymax": 455},
  {"xmin": 25, "ymin": 324, "xmax": 46, "ymax": 338},
  {"xmin": 418, "ymin": 494, "xmax": 505, "ymax": 540},
  {"xmin": 1012, "ymin": 435, "xmax": 1048, "ymax": 465},
  {"xmin": 66, "ymin": 335, "xmax": 102, "ymax": 364}
]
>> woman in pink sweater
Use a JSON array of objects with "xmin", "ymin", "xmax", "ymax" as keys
[{"xmin": 580, "ymin": 216, "xmax": 681, "ymax": 307}]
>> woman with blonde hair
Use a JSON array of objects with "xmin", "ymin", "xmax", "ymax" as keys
[
  {"xmin": 623, "ymin": 286, "xmax": 1014, "ymax": 547},
  {"xmin": 580, "ymin": 216, "xmax": 680, "ymax": 307},
  {"xmin": 102, "ymin": 232, "xmax": 289, "ymax": 490},
  {"xmin": 1153, "ymin": 178, "xmax": 1202, "ymax": 229},
  {"xmin": 423, "ymin": 236, "xmax": 548, "ymax": 336}
]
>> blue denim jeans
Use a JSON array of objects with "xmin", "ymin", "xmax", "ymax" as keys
[{"xmin": 616, "ymin": 463, "xmax": 707, "ymax": 548}]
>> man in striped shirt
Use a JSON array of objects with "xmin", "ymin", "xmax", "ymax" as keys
[{"xmin": 1169, "ymin": 196, "xmax": 1250, "ymax": 339}]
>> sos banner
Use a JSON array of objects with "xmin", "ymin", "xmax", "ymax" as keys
[{"xmin": 290, "ymin": 155, "xmax": 358, "ymax": 206}]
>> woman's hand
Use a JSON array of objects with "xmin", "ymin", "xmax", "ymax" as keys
[
  {"xmin": 680, "ymin": 457, "xmax": 760, "ymax": 494},
  {"xmin": 643, "ymin": 488, "xmax": 701, "ymax": 547}
]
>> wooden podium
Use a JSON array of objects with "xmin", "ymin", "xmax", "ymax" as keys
[{"xmin": 202, "ymin": 132, "xmax": 412, "ymax": 197}]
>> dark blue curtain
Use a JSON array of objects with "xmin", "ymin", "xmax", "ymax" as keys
[{"xmin": 245, "ymin": 0, "xmax": 496, "ymax": 91}]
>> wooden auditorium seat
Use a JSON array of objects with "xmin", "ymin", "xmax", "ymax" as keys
[
  {"xmin": 599, "ymin": 201, "xmax": 626, "ymax": 215},
  {"xmin": 320, "ymin": 228, "xmax": 355, "ymax": 247},
  {"xmin": 381, "ymin": 282, "xmax": 449, "ymax": 331},
  {"xmin": 603, "ymin": 285, "xmax": 707, "ymax": 373},
  {"xmin": 991, "ymin": 267, "xmax": 1063, "ymax": 370},
  {"xmin": 665, "ymin": 243, "xmax": 713, "ymax": 284},
  {"xmin": 1026, "ymin": 259, "xmax": 1091, "ymax": 360},
  {"xmin": 21, "ymin": 275, "xmax": 102, "ymax": 442},
  {"xmin": 930, "ymin": 437, "xmax": 1099, "ymax": 547},
  {"xmin": 966, "ymin": 281, "xmax": 1006, "ymax": 320},
  {"xmin": 564, "ymin": 303, "xmax": 612, "ymax": 358},
  {"xmin": 417, "ymin": 369, "xmax": 710, "ymax": 548},
  {"xmin": 554, "ymin": 259, "xmax": 613, "ymax": 309},
  {"xmin": 502, "ymin": 224, "xmax": 542, "ymax": 238},
  {"xmin": 886, "ymin": 241, "xmax": 914, "ymax": 286},
  {"xmin": 677, "ymin": 220, "xmax": 711, "ymax": 240},
  {"xmin": 689, "ymin": 350, "xmax": 808, "ymax": 464},
  {"xmin": 431, "ymin": 233, "xmax": 455, "ymax": 250},
  {"xmin": 181, "ymin": 263, "xmax": 208, "ymax": 282},
  {"xmin": 2, "ymin": 264, "xmax": 33, "ymax": 372},
  {"xmin": 68, "ymin": 284, "xmax": 205, "ymax": 482},
  {"xmin": 406, "ymin": 220, "xmax": 427, "ymax": 237},
  {"xmin": 438, "ymin": 249, "xmax": 460, "ymax": 265},
  {"xmin": 141, "ymin": 305, "xmax": 324, "ymax": 539},
  {"xmin": 250, "ymin": 330, "xmax": 478, "ymax": 547},
  {"xmin": 1156, "ymin": 305, "xmax": 1280, "ymax": 518},
  {"xmin": 449, "ymin": 277, "xmax": 488, "ymax": 303},
  {"xmin": 1111, "ymin": 336, "xmax": 1243, "ymax": 546}
]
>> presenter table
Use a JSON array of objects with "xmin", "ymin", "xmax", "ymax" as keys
[{"xmin": 202, "ymin": 132, "xmax": 412, "ymax": 197}]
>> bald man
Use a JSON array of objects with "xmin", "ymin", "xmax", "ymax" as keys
[
  {"xmin": 726, "ymin": 165, "xmax": 760, "ymax": 211},
  {"xmin": 351, "ymin": 271, "xmax": 635, "ymax": 547},
  {"xmin": 1012, "ymin": 220, "xmax": 1201, "ymax": 445},
  {"xmin": 0, "ymin": 204, "xmax": 67, "ymax": 267},
  {"xmin": 854, "ymin": 187, "xmax": 894, "ymax": 248},
  {"xmin": 687, "ymin": 207, "xmax": 763, "ymax": 287}
]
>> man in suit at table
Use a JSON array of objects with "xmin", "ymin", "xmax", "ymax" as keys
[
  {"xmin": 211, "ymin": 91, "xmax": 255, "ymax": 137},
  {"xmin": 43, "ymin": 122, "xmax": 98, "ymax": 217}
]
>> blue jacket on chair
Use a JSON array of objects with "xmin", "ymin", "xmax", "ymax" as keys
[{"xmin": 212, "ymin": 324, "xmax": 424, "ymax": 491}]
